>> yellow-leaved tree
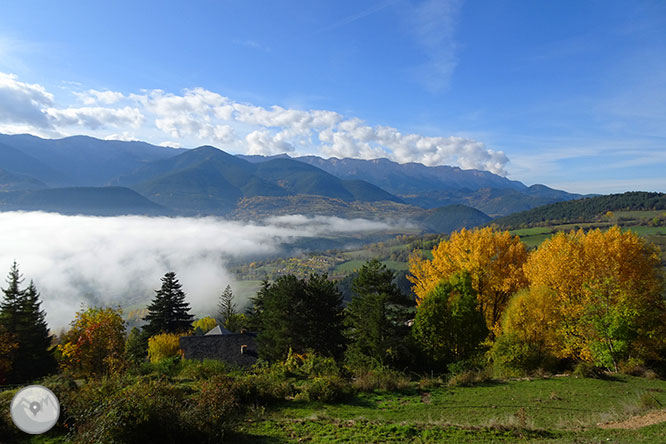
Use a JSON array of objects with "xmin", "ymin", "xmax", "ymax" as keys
[
  {"xmin": 192, "ymin": 316, "xmax": 217, "ymax": 333},
  {"xmin": 147, "ymin": 332, "xmax": 183, "ymax": 363},
  {"xmin": 408, "ymin": 227, "xmax": 528, "ymax": 332},
  {"xmin": 522, "ymin": 227, "xmax": 665, "ymax": 368}
]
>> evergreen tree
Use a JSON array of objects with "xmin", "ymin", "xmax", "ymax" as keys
[
  {"xmin": 143, "ymin": 272, "xmax": 193, "ymax": 335},
  {"xmin": 217, "ymin": 285, "xmax": 236, "ymax": 325},
  {"xmin": 345, "ymin": 259, "xmax": 413, "ymax": 366},
  {"xmin": 253, "ymin": 274, "xmax": 345, "ymax": 361},
  {"xmin": 0, "ymin": 262, "xmax": 23, "ymax": 334},
  {"xmin": 0, "ymin": 263, "xmax": 56, "ymax": 383},
  {"xmin": 125, "ymin": 327, "xmax": 149, "ymax": 365}
]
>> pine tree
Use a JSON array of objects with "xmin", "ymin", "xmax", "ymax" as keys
[
  {"xmin": 143, "ymin": 272, "xmax": 193, "ymax": 335},
  {"xmin": 0, "ymin": 261, "xmax": 23, "ymax": 334},
  {"xmin": 345, "ymin": 259, "xmax": 413, "ymax": 366},
  {"xmin": 253, "ymin": 274, "xmax": 345, "ymax": 361},
  {"xmin": 0, "ymin": 263, "xmax": 55, "ymax": 383},
  {"xmin": 218, "ymin": 285, "xmax": 236, "ymax": 325}
]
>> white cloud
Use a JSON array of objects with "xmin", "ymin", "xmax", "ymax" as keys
[
  {"xmin": 74, "ymin": 89, "xmax": 124, "ymax": 105},
  {"xmin": 0, "ymin": 72, "xmax": 53, "ymax": 127},
  {"xmin": 46, "ymin": 106, "xmax": 144, "ymax": 130},
  {"xmin": 0, "ymin": 71, "xmax": 509, "ymax": 174}
]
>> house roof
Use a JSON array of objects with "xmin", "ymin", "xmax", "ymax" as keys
[{"xmin": 205, "ymin": 325, "xmax": 232, "ymax": 335}]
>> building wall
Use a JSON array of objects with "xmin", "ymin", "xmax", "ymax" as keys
[{"xmin": 179, "ymin": 333, "xmax": 258, "ymax": 367}]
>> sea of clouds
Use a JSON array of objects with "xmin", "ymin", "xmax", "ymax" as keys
[{"xmin": 0, "ymin": 211, "xmax": 396, "ymax": 329}]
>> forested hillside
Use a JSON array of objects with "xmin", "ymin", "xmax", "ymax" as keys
[{"xmin": 492, "ymin": 192, "xmax": 666, "ymax": 228}]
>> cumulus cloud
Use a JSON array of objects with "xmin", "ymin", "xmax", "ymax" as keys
[
  {"xmin": 0, "ymin": 212, "xmax": 396, "ymax": 329},
  {"xmin": 74, "ymin": 89, "xmax": 125, "ymax": 105},
  {"xmin": 134, "ymin": 86, "xmax": 508, "ymax": 173},
  {"xmin": 0, "ymin": 71, "xmax": 509, "ymax": 174},
  {"xmin": 46, "ymin": 106, "xmax": 144, "ymax": 130},
  {"xmin": 0, "ymin": 72, "xmax": 53, "ymax": 128}
]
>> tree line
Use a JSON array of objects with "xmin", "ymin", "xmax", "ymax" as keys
[{"xmin": 1, "ymin": 224, "xmax": 665, "ymax": 383}]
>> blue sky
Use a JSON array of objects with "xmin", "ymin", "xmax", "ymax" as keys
[{"xmin": 0, "ymin": 0, "xmax": 664, "ymax": 193}]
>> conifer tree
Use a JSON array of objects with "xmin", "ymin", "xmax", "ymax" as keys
[
  {"xmin": 0, "ymin": 262, "xmax": 55, "ymax": 382},
  {"xmin": 218, "ymin": 285, "xmax": 236, "ymax": 325},
  {"xmin": 253, "ymin": 274, "xmax": 345, "ymax": 361},
  {"xmin": 143, "ymin": 272, "xmax": 193, "ymax": 335},
  {"xmin": 345, "ymin": 259, "xmax": 412, "ymax": 366}
]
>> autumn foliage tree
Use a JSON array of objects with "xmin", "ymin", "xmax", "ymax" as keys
[
  {"xmin": 58, "ymin": 306, "xmax": 126, "ymax": 377},
  {"xmin": 409, "ymin": 227, "xmax": 528, "ymax": 333},
  {"xmin": 521, "ymin": 227, "xmax": 664, "ymax": 368},
  {"xmin": 147, "ymin": 332, "xmax": 183, "ymax": 363}
]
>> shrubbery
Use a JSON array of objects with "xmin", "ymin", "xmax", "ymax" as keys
[{"xmin": 298, "ymin": 375, "xmax": 354, "ymax": 402}]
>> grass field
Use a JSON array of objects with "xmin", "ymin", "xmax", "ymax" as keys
[
  {"xmin": 231, "ymin": 375, "xmax": 666, "ymax": 443},
  {"xmin": 23, "ymin": 375, "xmax": 666, "ymax": 443}
]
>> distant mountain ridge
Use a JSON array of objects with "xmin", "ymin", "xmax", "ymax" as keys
[
  {"xmin": 240, "ymin": 153, "xmax": 583, "ymax": 216},
  {"xmin": 0, "ymin": 133, "xmax": 582, "ymax": 226}
]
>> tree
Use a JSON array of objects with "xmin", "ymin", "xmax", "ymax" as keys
[
  {"xmin": 125, "ymin": 327, "xmax": 149, "ymax": 365},
  {"xmin": 218, "ymin": 285, "xmax": 236, "ymax": 326},
  {"xmin": 147, "ymin": 332, "xmax": 183, "ymax": 363},
  {"xmin": 522, "ymin": 227, "xmax": 665, "ymax": 365},
  {"xmin": 192, "ymin": 316, "xmax": 217, "ymax": 335},
  {"xmin": 143, "ymin": 272, "xmax": 193, "ymax": 335},
  {"xmin": 252, "ymin": 274, "xmax": 345, "ymax": 361},
  {"xmin": 490, "ymin": 286, "xmax": 560, "ymax": 374},
  {"xmin": 0, "ymin": 325, "xmax": 18, "ymax": 384},
  {"xmin": 58, "ymin": 306, "xmax": 126, "ymax": 377},
  {"xmin": 0, "ymin": 263, "xmax": 56, "ymax": 382},
  {"xmin": 412, "ymin": 273, "xmax": 487, "ymax": 366},
  {"xmin": 344, "ymin": 259, "xmax": 412, "ymax": 366},
  {"xmin": 409, "ymin": 227, "xmax": 528, "ymax": 333}
]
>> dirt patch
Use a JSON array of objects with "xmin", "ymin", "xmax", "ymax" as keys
[{"xmin": 598, "ymin": 409, "xmax": 666, "ymax": 430}]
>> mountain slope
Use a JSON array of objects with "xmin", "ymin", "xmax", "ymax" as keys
[
  {"xmin": 414, "ymin": 204, "xmax": 492, "ymax": 233},
  {"xmin": 492, "ymin": 191, "xmax": 666, "ymax": 228},
  {"xmin": 0, "ymin": 187, "xmax": 165, "ymax": 215},
  {"xmin": 119, "ymin": 147, "xmax": 403, "ymax": 213},
  {"xmin": 245, "ymin": 154, "xmax": 582, "ymax": 216},
  {"xmin": 292, "ymin": 156, "xmax": 526, "ymax": 193},
  {"xmin": 0, "ymin": 169, "xmax": 47, "ymax": 191},
  {"xmin": 0, "ymin": 134, "xmax": 183, "ymax": 186}
]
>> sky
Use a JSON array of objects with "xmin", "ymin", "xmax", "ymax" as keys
[{"xmin": 0, "ymin": 0, "xmax": 665, "ymax": 194}]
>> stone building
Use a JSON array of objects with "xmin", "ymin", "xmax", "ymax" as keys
[{"xmin": 179, "ymin": 327, "xmax": 258, "ymax": 367}]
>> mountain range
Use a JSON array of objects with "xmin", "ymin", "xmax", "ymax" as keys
[{"xmin": 0, "ymin": 133, "xmax": 585, "ymax": 232}]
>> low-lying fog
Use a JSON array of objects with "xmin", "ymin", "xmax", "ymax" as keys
[{"xmin": 0, "ymin": 212, "xmax": 397, "ymax": 329}]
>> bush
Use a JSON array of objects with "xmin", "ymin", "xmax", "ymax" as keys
[
  {"xmin": 284, "ymin": 351, "xmax": 341, "ymax": 378},
  {"xmin": 490, "ymin": 333, "xmax": 551, "ymax": 377},
  {"xmin": 447, "ymin": 368, "xmax": 493, "ymax": 387},
  {"xmin": 0, "ymin": 389, "xmax": 19, "ymax": 440},
  {"xmin": 184, "ymin": 376, "xmax": 239, "ymax": 442},
  {"xmin": 351, "ymin": 367, "xmax": 411, "ymax": 393},
  {"xmin": 233, "ymin": 372, "xmax": 295, "ymax": 404},
  {"xmin": 178, "ymin": 359, "xmax": 230, "ymax": 380},
  {"xmin": 298, "ymin": 376, "xmax": 354, "ymax": 402},
  {"xmin": 72, "ymin": 378, "xmax": 192, "ymax": 444},
  {"xmin": 139, "ymin": 355, "xmax": 183, "ymax": 377},
  {"xmin": 572, "ymin": 361, "xmax": 605, "ymax": 379}
]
